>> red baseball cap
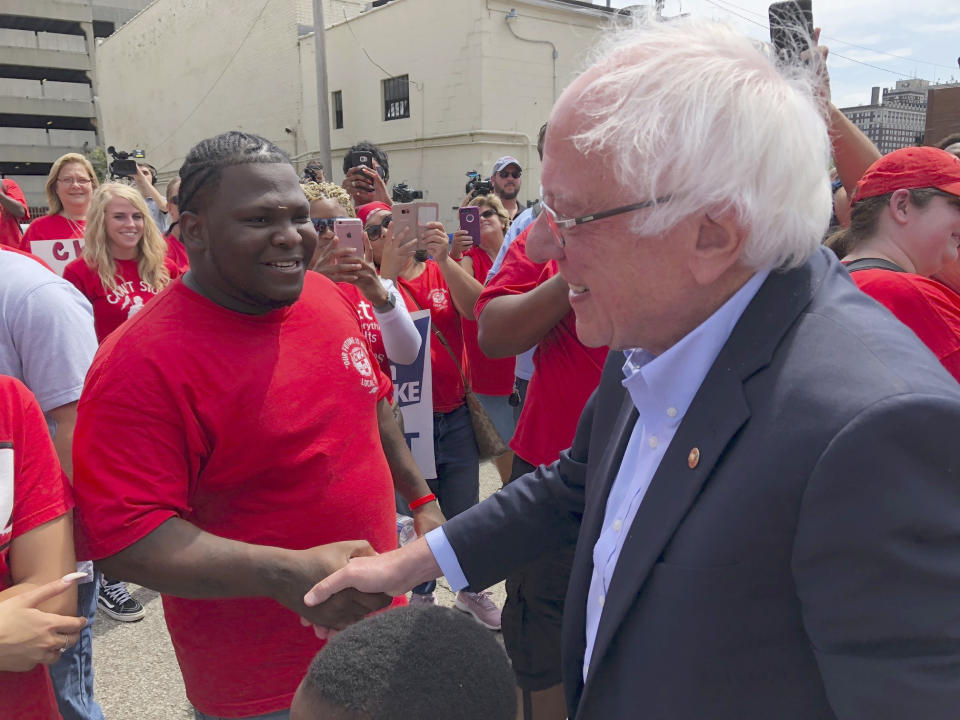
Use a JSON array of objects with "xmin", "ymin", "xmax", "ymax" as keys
[
  {"xmin": 356, "ymin": 202, "xmax": 391, "ymax": 227},
  {"xmin": 852, "ymin": 146, "xmax": 960, "ymax": 205}
]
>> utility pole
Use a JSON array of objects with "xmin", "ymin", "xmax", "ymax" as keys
[{"xmin": 313, "ymin": 0, "xmax": 332, "ymax": 173}]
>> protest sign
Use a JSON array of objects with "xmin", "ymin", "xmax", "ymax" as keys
[{"xmin": 391, "ymin": 309, "xmax": 435, "ymax": 479}]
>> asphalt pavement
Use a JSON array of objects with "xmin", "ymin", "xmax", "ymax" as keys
[{"xmin": 91, "ymin": 461, "xmax": 507, "ymax": 719}]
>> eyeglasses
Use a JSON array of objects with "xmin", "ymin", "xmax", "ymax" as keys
[
  {"xmin": 498, "ymin": 169, "xmax": 522, "ymax": 179},
  {"xmin": 480, "ymin": 209, "xmax": 498, "ymax": 219},
  {"xmin": 365, "ymin": 215, "xmax": 392, "ymax": 239},
  {"xmin": 311, "ymin": 217, "xmax": 348, "ymax": 233},
  {"xmin": 539, "ymin": 189, "xmax": 672, "ymax": 248},
  {"xmin": 57, "ymin": 176, "xmax": 92, "ymax": 186}
]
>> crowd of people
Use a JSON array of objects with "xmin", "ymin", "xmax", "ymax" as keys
[{"xmin": 1, "ymin": 13, "xmax": 960, "ymax": 720}]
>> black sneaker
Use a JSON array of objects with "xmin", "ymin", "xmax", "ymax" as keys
[{"xmin": 98, "ymin": 576, "xmax": 145, "ymax": 622}]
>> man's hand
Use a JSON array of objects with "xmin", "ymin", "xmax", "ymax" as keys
[
  {"xmin": 412, "ymin": 501, "xmax": 445, "ymax": 537},
  {"xmin": 303, "ymin": 537, "xmax": 442, "ymax": 611},
  {"xmin": 133, "ymin": 164, "xmax": 153, "ymax": 191},
  {"xmin": 0, "ymin": 573, "xmax": 88, "ymax": 672},
  {"xmin": 271, "ymin": 540, "xmax": 391, "ymax": 631},
  {"xmin": 343, "ymin": 167, "xmax": 391, "ymax": 207}
]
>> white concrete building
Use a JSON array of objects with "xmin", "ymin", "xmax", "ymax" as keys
[
  {"xmin": 94, "ymin": 0, "xmax": 623, "ymax": 223},
  {"xmin": 0, "ymin": 0, "xmax": 154, "ymax": 209}
]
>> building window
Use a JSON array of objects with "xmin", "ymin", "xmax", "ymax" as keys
[
  {"xmin": 383, "ymin": 75, "xmax": 410, "ymax": 121},
  {"xmin": 332, "ymin": 90, "xmax": 343, "ymax": 130}
]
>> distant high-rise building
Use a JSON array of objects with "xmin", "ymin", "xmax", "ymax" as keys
[
  {"xmin": 840, "ymin": 79, "xmax": 929, "ymax": 155},
  {"xmin": 0, "ymin": 1, "xmax": 153, "ymax": 209}
]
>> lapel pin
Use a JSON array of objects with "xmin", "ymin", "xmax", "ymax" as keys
[{"xmin": 688, "ymin": 447, "xmax": 700, "ymax": 469}]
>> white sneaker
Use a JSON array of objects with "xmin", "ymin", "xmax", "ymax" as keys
[{"xmin": 455, "ymin": 590, "xmax": 501, "ymax": 630}]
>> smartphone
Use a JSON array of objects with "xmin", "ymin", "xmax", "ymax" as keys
[
  {"xmin": 459, "ymin": 206, "xmax": 481, "ymax": 248},
  {"xmin": 346, "ymin": 149, "xmax": 374, "ymax": 171},
  {"xmin": 392, "ymin": 202, "xmax": 418, "ymax": 244},
  {"xmin": 769, "ymin": 1, "xmax": 813, "ymax": 64},
  {"xmin": 334, "ymin": 218, "xmax": 364, "ymax": 257}
]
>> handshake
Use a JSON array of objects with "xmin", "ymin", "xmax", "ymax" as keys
[{"xmin": 284, "ymin": 535, "xmax": 442, "ymax": 637}]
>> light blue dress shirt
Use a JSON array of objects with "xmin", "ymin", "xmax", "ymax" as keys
[
  {"xmin": 427, "ymin": 268, "xmax": 769, "ymax": 680},
  {"xmin": 484, "ymin": 204, "xmax": 538, "ymax": 381}
]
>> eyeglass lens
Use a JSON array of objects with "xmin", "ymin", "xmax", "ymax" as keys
[{"xmin": 498, "ymin": 170, "xmax": 521, "ymax": 179}]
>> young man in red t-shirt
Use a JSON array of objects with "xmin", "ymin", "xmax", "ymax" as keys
[
  {"xmin": 0, "ymin": 376, "xmax": 83, "ymax": 720},
  {"xmin": 71, "ymin": 132, "xmax": 443, "ymax": 719},
  {"xmin": 474, "ymin": 224, "xmax": 608, "ymax": 719}
]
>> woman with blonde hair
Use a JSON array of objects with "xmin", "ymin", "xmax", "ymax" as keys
[
  {"xmin": 64, "ymin": 183, "xmax": 181, "ymax": 345},
  {"xmin": 22, "ymin": 153, "xmax": 99, "ymax": 265}
]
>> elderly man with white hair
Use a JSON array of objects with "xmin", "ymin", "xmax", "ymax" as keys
[{"xmin": 304, "ymin": 17, "xmax": 960, "ymax": 720}]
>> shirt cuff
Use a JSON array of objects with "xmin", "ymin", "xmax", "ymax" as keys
[{"xmin": 424, "ymin": 527, "xmax": 469, "ymax": 591}]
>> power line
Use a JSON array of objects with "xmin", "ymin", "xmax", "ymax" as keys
[
  {"xmin": 702, "ymin": 0, "xmax": 955, "ymax": 71},
  {"xmin": 700, "ymin": 0, "xmax": 912, "ymax": 78},
  {"xmin": 146, "ymin": 0, "xmax": 272, "ymax": 162}
]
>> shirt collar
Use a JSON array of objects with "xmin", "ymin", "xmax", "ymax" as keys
[{"xmin": 621, "ymin": 269, "xmax": 770, "ymax": 421}]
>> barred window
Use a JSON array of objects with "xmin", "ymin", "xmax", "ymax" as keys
[
  {"xmin": 332, "ymin": 90, "xmax": 343, "ymax": 130},
  {"xmin": 383, "ymin": 75, "xmax": 410, "ymax": 121}
]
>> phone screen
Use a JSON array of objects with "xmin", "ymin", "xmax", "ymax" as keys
[{"xmin": 768, "ymin": 1, "xmax": 813, "ymax": 64}]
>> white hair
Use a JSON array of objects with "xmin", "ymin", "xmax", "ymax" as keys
[{"xmin": 570, "ymin": 16, "xmax": 832, "ymax": 270}]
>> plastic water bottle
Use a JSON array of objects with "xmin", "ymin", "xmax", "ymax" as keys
[{"xmin": 396, "ymin": 513, "xmax": 416, "ymax": 546}]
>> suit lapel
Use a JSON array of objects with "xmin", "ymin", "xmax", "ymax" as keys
[{"xmin": 574, "ymin": 250, "xmax": 833, "ymax": 706}]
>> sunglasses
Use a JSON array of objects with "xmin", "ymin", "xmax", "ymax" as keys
[
  {"xmin": 480, "ymin": 209, "xmax": 498, "ymax": 219},
  {"xmin": 498, "ymin": 169, "xmax": 522, "ymax": 179},
  {"xmin": 365, "ymin": 215, "xmax": 392, "ymax": 239},
  {"xmin": 311, "ymin": 217, "xmax": 348, "ymax": 233}
]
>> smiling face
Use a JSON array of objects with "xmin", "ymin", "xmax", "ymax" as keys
[
  {"xmin": 56, "ymin": 161, "xmax": 95, "ymax": 216},
  {"xmin": 904, "ymin": 193, "xmax": 960, "ymax": 276},
  {"xmin": 181, "ymin": 162, "xmax": 317, "ymax": 314},
  {"xmin": 104, "ymin": 197, "xmax": 145, "ymax": 260}
]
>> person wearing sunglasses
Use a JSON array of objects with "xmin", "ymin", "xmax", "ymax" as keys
[
  {"xmin": 491, "ymin": 156, "xmax": 523, "ymax": 221},
  {"xmin": 301, "ymin": 183, "xmax": 421, "ymax": 375},
  {"xmin": 22, "ymin": 154, "xmax": 100, "ymax": 272}
]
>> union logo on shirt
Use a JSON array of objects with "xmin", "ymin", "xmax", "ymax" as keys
[
  {"xmin": 428, "ymin": 288, "xmax": 449, "ymax": 312},
  {"xmin": 341, "ymin": 337, "xmax": 378, "ymax": 394}
]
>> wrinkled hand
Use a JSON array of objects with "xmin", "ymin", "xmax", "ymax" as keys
[
  {"xmin": 380, "ymin": 225, "xmax": 417, "ymax": 281},
  {"xmin": 450, "ymin": 229, "xmax": 474, "ymax": 261},
  {"xmin": 274, "ymin": 541, "xmax": 391, "ymax": 632},
  {"xmin": 343, "ymin": 167, "xmax": 391, "ymax": 206},
  {"xmin": 422, "ymin": 221, "xmax": 450, "ymax": 262},
  {"xmin": 0, "ymin": 574, "xmax": 88, "ymax": 672},
  {"xmin": 412, "ymin": 501, "xmax": 445, "ymax": 537}
]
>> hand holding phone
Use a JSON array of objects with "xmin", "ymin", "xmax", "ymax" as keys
[
  {"xmin": 334, "ymin": 218, "xmax": 365, "ymax": 258},
  {"xmin": 459, "ymin": 206, "xmax": 481, "ymax": 249}
]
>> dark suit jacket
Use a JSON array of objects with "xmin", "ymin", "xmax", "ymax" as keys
[{"xmin": 444, "ymin": 248, "xmax": 960, "ymax": 719}]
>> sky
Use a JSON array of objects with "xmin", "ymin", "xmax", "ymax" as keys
[{"xmin": 603, "ymin": 0, "xmax": 960, "ymax": 109}]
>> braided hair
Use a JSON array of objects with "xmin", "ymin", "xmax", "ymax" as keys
[{"xmin": 177, "ymin": 131, "xmax": 290, "ymax": 215}]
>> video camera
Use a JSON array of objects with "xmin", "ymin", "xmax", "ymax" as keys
[
  {"xmin": 465, "ymin": 171, "xmax": 493, "ymax": 198},
  {"xmin": 107, "ymin": 146, "xmax": 146, "ymax": 179},
  {"xmin": 392, "ymin": 182, "xmax": 423, "ymax": 203}
]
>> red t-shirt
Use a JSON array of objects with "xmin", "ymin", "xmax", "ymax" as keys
[
  {"xmin": 850, "ymin": 268, "xmax": 960, "ymax": 382},
  {"xmin": 475, "ymin": 229, "xmax": 609, "ymax": 466},
  {"xmin": 0, "ymin": 376, "xmax": 73, "ymax": 720},
  {"xmin": 22, "ymin": 214, "xmax": 85, "ymax": 276},
  {"xmin": 164, "ymin": 235, "xmax": 189, "ymax": 271},
  {"xmin": 72, "ymin": 275, "xmax": 399, "ymax": 717},
  {"xmin": 0, "ymin": 179, "xmax": 29, "ymax": 250},
  {"xmin": 63, "ymin": 257, "xmax": 182, "ymax": 343},
  {"xmin": 397, "ymin": 261, "xmax": 467, "ymax": 413},
  {"xmin": 336, "ymin": 283, "xmax": 390, "ymax": 376},
  {"xmin": 461, "ymin": 247, "xmax": 516, "ymax": 396}
]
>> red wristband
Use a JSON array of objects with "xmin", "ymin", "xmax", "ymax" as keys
[{"xmin": 408, "ymin": 493, "xmax": 436, "ymax": 510}]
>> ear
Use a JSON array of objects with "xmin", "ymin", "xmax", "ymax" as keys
[
  {"xmin": 687, "ymin": 210, "xmax": 748, "ymax": 286},
  {"xmin": 178, "ymin": 210, "xmax": 206, "ymax": 254},
  {"xmin": 888, "ymin": 188, "xmax": 912, "ymax": 226}
]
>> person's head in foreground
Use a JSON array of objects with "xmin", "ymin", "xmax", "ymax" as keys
[
  {"xmin": 177, "ymin": 131, "xmax": 318, "ymax": 314},
  {"xmin": 290, "ymin": 605, "xmax": 516, "ymax": 720},
  {"xmin": 524, "ymin": 16, "xmax": 832, "ymax": 353},
  {"xmin": 829, "ymin": 147, "xmax": 960, "ymax": 275}
]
